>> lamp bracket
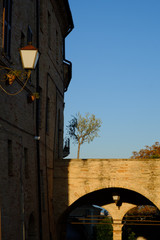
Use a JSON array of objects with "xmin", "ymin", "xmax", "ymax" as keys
[{"xmin": 0, "ymin": 65, "xmax": 31, "ymax": 96}]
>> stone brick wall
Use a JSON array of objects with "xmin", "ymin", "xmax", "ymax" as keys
[
  {"xmin": 0, "ymin": 1, "xmax": 39, "ymax": 239},
  {"xmin": 53, "ymin": 158, "xmax": 160, "ymax": 223},
  {"xmin": 0, "ymin": 0, "xmax": 73, "ymax": 239}
]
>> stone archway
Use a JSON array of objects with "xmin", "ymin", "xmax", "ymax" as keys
[
  {"xmin": 58, "ymin": 187, "xmax": 159, "ymax": 240},
  {"xmin": 54, "ymin": 158, "xmax": 160, "ymax": 224}
]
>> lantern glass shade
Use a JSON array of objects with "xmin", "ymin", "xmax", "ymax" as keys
[
  {"xmin": 20, "ymin": 45, "xmax": 39, "ymax": 70},
  {"xmin": 112, "ymin": 195, "xmax": 120, "ymax": 202}
]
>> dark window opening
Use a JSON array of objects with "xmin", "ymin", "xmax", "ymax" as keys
[
  {"xmin": 3, "ymin": 0, "xmax": 12, "ymax": 57},
  {"xmin": 27, "ymin": 25, "xmax": 32, "ymax": 44},
  {"xmin": 58, "ymin": 109, "xmax": 61, "ymax": 158},
  {"xmin": 46, "ymin": 97, "xmax": 50, "ymax": 133},
  {"xmin": 56, "ymin": 30, "xmax": 59, "ymax": 63},
  {"xmin": 38, "ymin": 87, "xmax": 42, "ymax": 128},
  {"xmin": 20, "ymin": 31, "xmax": 25, "ymax": 47},
  {"xmin": 8, "ymin": 139, "xmax": 13, "ymax": 176},
  {"xmin": 24, "ymin": 148, "xmax": 29, "ymax": 178},
  {"xmin": 48, "ymin": 11, "xmax": 51, "ymax": 48},
  {"xmin": 40, "ymin": 170, "xmax": 45, "ymax": 211}
]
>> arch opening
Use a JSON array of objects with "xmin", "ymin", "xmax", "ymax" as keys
[
  {"xmin": 68, "ymin": 187, "xmax": 156, "ymax": 212},
  {"xmin": 122, "ymin": 205, "xmax": 160, "ymax": 240},
  {"xmin": 66, "ymin": 204, "xmax": 113, "ymax": 240},
  {"xmin": 59, "ymin": 187, "xmax": 158, "ymax": 240}
]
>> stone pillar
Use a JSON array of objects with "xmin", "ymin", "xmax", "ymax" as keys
[
  {"xmin": 102, "ymin": 203, "xmax": 136, "ymax": 240},
  {"xmin": 112, "ymin": 221, "xmax": 123, "ymax": 240}
]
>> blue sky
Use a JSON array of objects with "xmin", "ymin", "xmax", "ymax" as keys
[{"xmin": 64, "ymin": 0, "xmax": 160, "ymax": 159}]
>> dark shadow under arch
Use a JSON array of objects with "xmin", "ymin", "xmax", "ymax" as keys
[
  {"xmin": 122, "ymin": 205, "xmax": 160, "ymax": 240},
  {"xmin": 58, "ymin": 187, "xmax": 157, "ymax": 240},
  {"xmin": 66, "ymin": 187, "xmax": 156, "ymax": 215}
]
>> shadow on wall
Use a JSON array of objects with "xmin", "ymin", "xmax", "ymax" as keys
[{"xmin": 53, "ymin": 159, "xmax": 70, "ymax": 240}]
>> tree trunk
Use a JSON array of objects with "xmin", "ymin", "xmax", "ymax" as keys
[{"xmin": 77, "ymin": 142, "xmax": 81, "ymax": 159}]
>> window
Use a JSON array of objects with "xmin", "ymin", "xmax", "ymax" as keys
[
  {"xmin": 24, "ymin": 148, "xmax": 29, "ymax": 178},
  {"xmin": 3, "ymin": 0, "xmax": 12, "ymax": 57},
  {"xmin": 8, "ymin": 139, "xmax": 13, "ymax": 176},
  {"xmin": 45, "ymin": 97, "xmax": 50, "ymax": 133},
  {"xmin": 38, "ymin": 87, "xmax": 42, "ymax": 128},
  {"xmin": 20, "ymin": 31, "xmax": 25, "ymax": 48},
  {"xmin": 40, "ymin": 170, "xmax": 45, "ymax": 211},
  {"xmin": 58, "ymin": 109, "xmax": 62, "ymax": 158},
  {"xmin": 56, "ymin": 30, "xmax": 59, "ymax": 63},
  {"xmin": 48, "ymin": 11, "xmax": 51, "ymax": 48},
  {"xmin": 40, "ymin": 0, "xmax": 44, "ymax": 31},
  {"xmin": 27, "ymin": 25, "xmax": 32, "ymax": 44}
]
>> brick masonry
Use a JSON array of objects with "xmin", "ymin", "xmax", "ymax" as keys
[
  {"xmin": 53, "ymin": 158, "xmax": 160, "ymax": 223},
  {"xmin": 0, "ymin": 0, "xmax": 73, "ymax": 239}
]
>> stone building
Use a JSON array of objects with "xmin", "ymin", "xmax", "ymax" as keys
[{"xmin": 0, "ymin": 0, "xmax": 73, "ymax": 239}]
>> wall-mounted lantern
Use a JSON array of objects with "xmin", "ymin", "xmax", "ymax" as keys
[
  {"xmin": 0, "ymin": 44, "xmax": 39, "ymax": 99},
  {"xmin": 112, "ymin": 194, "xmax": 121, "ymax": 209},
  {"xmin": 20, "ymin": 44, "xmax": 39, "ymax": 70}
]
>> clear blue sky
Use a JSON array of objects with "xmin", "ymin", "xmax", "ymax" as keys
[{"xmin": 64, "ymin": 0, "xmax": 160, "ymax": 159}]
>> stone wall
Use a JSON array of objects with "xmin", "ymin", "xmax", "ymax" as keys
[
  {"xmin": 54, "ymin": 158, "xmax": 160, "ymax": 222},
  {"xmin": 0, "ymin": 0, "xmax": 73, "ymax": 239}
]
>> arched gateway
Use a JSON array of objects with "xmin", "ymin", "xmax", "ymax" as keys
[{"xmin": 53, "ymin": 158, "xmax": 160, "ymax": 240}]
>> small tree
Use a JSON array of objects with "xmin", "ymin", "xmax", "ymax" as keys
[
  {"xmin": 67, "ymin": 112, "xmax": 102, "ymax": 159},
  {"xmin": 96, "ymin": 216, "xmax": 113, "ymax": 240},
  {"xmin": 131, "ymin": 142, "xmax": 160, "ymax": 159}
]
